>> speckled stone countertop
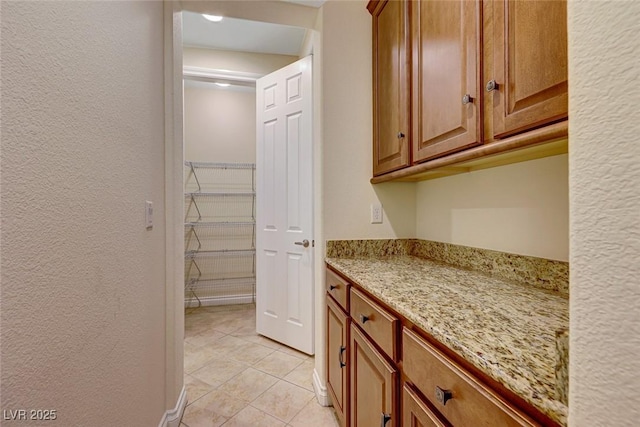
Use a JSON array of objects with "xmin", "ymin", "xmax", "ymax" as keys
[{"xmin": 326, "ymin": 255, "xmax": 569, "ymax": 425}]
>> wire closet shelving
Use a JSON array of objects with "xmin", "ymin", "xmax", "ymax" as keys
[{"xmin": 184, "ymin": 162, "xmax": 256, "ymax": 308}]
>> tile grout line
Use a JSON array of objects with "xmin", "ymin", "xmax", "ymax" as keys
[{"xmin": 184, "ymin": 305, "xmax": 337, "ymax": 427}]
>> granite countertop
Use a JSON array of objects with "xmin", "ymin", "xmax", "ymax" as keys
[{"xmin": 326, "ymin": 254, "xmax": 569, "ymax": 425}]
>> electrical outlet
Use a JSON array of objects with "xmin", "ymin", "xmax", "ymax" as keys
[{"xmin": 371, "ymin": 203, "xmax": 383, "ymax": 224}]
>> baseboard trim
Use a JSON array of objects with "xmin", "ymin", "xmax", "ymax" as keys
[
  {"xmin": 158, "ymin": 385, "xmax": 187, "ymax": 427},
  {"xmin": 185, "ymin": 295, "xmax": 254, "ymax": 308},
  {"xmin": 313, "ymin": 368, "xmax": 330, "ymax": 407}
]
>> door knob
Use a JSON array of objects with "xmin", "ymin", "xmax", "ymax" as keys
[{"xmin": 294, "ymin": 239, "xmax": 310, "ymax": 248}]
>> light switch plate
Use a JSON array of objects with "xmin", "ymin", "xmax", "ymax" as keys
[
  {"xmin": 145, "ymin": 201, "xmax": 153, "ymax": 229},
  {"xmin": 371, "ymin": 203, "xmax": 383, "ymax": 224}
]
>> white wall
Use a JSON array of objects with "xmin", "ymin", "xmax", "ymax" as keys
[
  {"xmin": 1, "ymin": 3, "xmax": 169, "ymax": 426},
  {"xmin": 416, "ymin": 154, "xmax": 569, "ymax": 261},
  {"xmin": 569, "ymin": 1, "xmax": 640, "ymax": 425},
  {"xmin": 322, "ymin": 0, "xmax": 416, "ymax": 241},
  {"xmin": 182, "ymin": 48, "xmax": 298, "ymax": 164},
  {"xmin": 184, "ymin": 47, "xmax": 298, "ymax": 75}
]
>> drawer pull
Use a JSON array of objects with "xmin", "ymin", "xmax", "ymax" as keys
[
  {"xmin": 359, "ymin": 314, "xmax": 370, "ymax": 324},
  {"xmin": 380, "ymin": 412, "xmax": 391, "ymax": 427},
  {"xmin": 435, "ymin": 386, "xmax": 453, "ymax": 406},
  {"xmin": 329, "ymin": 284, "xmax": 338, "ymax": 291},
  {"xmin": 339, "ymin": 345, "xmax": 346, "ymax": 368}
]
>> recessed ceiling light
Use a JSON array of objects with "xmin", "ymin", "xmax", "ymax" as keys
[
  {"xmin": 215, "ymin": 82, "xmax": 230, "ymax": 87},
  {"xmin": 202, "ymin": 14, "xmax": 223, "ymax": 22}
]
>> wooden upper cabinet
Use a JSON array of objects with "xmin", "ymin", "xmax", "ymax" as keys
[
  {"xmin": 370, "ymin": 0, "xmax": 411, "ymax": 176},
  {"xmin": 412, "ymin": 0, "xmax": 482, "ymax": 163},
  {"xmin": 490, "ymin": 0, "xmax": 568, "ymax": 138}
]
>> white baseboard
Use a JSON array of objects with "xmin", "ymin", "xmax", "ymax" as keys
[
  {"xmin": 158, "ymin": 385, "xmax": 187, "ymax": 427},
  {"xmin": 184, "ymin": 295, "xmax": 254, "ymax": 308},
  {"xmin": 313, "ymin": 368, "xmax": 330, "ymax": 407}
]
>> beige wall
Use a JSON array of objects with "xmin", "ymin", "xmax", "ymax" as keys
[
  {"xmin": 569, "ymin": 1, "xmax": 640, "ymax": 425},
  {"xmin": 183, "ymin": 48, "xmax": 298, "ymax": 164},
  {"xmin": 322, "ymin": 0, "xmax": 416, "ymax": 241},
  {"xmin": 416, "ymin": 154, "xmax": 569, "ymax": 261},
  {"xmin": 1, "ymin": 3, "xmax": 168, "ymax": 426},
  {"xmin": 184, "ymin": 83, "xmax": 257, "ymax": 163}
]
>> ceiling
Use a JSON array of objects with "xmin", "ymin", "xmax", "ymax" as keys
[{"xmin": 182, "ymin": 11, "xmax": 309, "ymax": 56}]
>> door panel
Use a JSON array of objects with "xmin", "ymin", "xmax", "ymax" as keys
[
  {"xmin": 350, "ymin": 324, "xmax": 396, "ymax": 427},
  {"xmin": 372, "ymin": 0, "xmax": 411, "ymax": 176},
  {"xmin": 286, "ymin": 113, "xmax": 302, "ymax": 230},
  {"xmin": 327, "ymin": 297, "xmax": 349, "ymax": 426},
  {"xmin": 403, "ymin": 383, "xmax": 450, "ymax": 427},
  {"xmin": 256, "ymin": 56, "xmax": 314, "ymax": 354},
  {"xmin": 492, "ymin": 0, "xmax": 568, "ymax": 137},
  {"xmin": 412, "ymin": 0, "xmax": 481, "ymax": 162}
]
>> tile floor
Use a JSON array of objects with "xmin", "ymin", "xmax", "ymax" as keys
[{"xmin": 182, "ymin": 304, "xmax": 339, "ymax": 427}]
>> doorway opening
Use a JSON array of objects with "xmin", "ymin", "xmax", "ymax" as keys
[{"xmin": 177, "ymin": 9, "xmax": 330, "ymax": 423}]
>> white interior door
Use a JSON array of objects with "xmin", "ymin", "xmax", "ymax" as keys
[{"xmin": 256, "ymin": 55, "xmax": 314, "ymax": 355}]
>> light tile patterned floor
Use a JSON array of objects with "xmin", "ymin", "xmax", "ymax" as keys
[{"xmin": 181, "ymin": 304, "xmax": 339, "ymax": 427}]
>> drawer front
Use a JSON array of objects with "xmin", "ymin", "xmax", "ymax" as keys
[
  {"xmin": 350, "ymin": 287, "xmax": 398, "ymax": 361},
  {"xmin": 402, "ymin": 328, "xmax": 539, "ymax": 427},
  {"xmin": 326, "ymin": 267, "xmax": 349, "ymax": 311},
  {"xmin": 403, "ymin": 383, "xmax": 450, "ymax": 427}
]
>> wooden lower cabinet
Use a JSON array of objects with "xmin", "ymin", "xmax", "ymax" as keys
[
  {"xmin": 403, "ymin": 383, "xmax": 450, "ymax": 427},
  {"xmin": 326, "ymin": 266, "xmax": 556, "ymax": 427},
  {"xmin": 350, "ymin": 324, "xmax": 397, "ymax": 427},
  {"xmin": 327, "ymin": 296, "xmax": 350, "ymax": 427},
  {"xmin": 403, "ymin": 328, "xmax": 539, "ymax": 427}
]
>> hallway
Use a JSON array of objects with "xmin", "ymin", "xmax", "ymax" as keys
[{"xmin": 182, "ymin": 304, "xmax": 338, "ymax": 426}]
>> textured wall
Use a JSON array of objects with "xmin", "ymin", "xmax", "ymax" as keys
[
  {"xmin": 569, "ymin": 1, "xmax": 640, "ymax": 425},
  {"xmin": 416, "ymin": 154, "xmax": 569, "ymax": 261},
  {"xmin": 322, "ymin": 0, "xmax": 416, "ymax": 240},
  {"xmin": 1, "ymin": 3, "xmax": 167, "ymax": 426}
]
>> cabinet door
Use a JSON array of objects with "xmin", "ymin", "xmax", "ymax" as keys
[
  {"xmin": 491, "ymin": 0, "xmax": 568, "ymax": 138},
  {"xmin": 350, "ymin": 324, "xmax": 397, "ymax": 427},
  {"xmin": 412, "ymin": 0, "xmax": 481, "ymax": 163},
  {"xmin": 327, "ymin": 296, "xmax": 350, "ymax": 427},
  {"xmin": 370, "ymin": 0, "xmax": 411, "ymax": 176},
  {"xmin": 403, "ymin": 384, "xmax": 450, "ymax": 427}
]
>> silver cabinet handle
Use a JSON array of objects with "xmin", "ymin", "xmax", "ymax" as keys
[
  {"xmin": 397, "ymin": 131, "xmax": 405, "ymax": 139},
  {"xmin": 486, "ymin": 79, "xmax": 498, "ymax": 92},
  {"xmin": 359, "ymin": 314, "xmax": 370, "ymax": 324},
  {"xmin": 339, "ymin": 345, "xmax": 346, "ymax": 368},
  {"xmin": 294, "ymin": 239, "xmax": 310, "ymax": 248},
  {"xmin": 462, "ymin": 94, "xmax": 473, "ymax": 104}
]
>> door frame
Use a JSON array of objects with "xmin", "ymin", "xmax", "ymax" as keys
[{"xmin": 163, "ymin": 3, "xmax": 330, "ymax": 419}]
